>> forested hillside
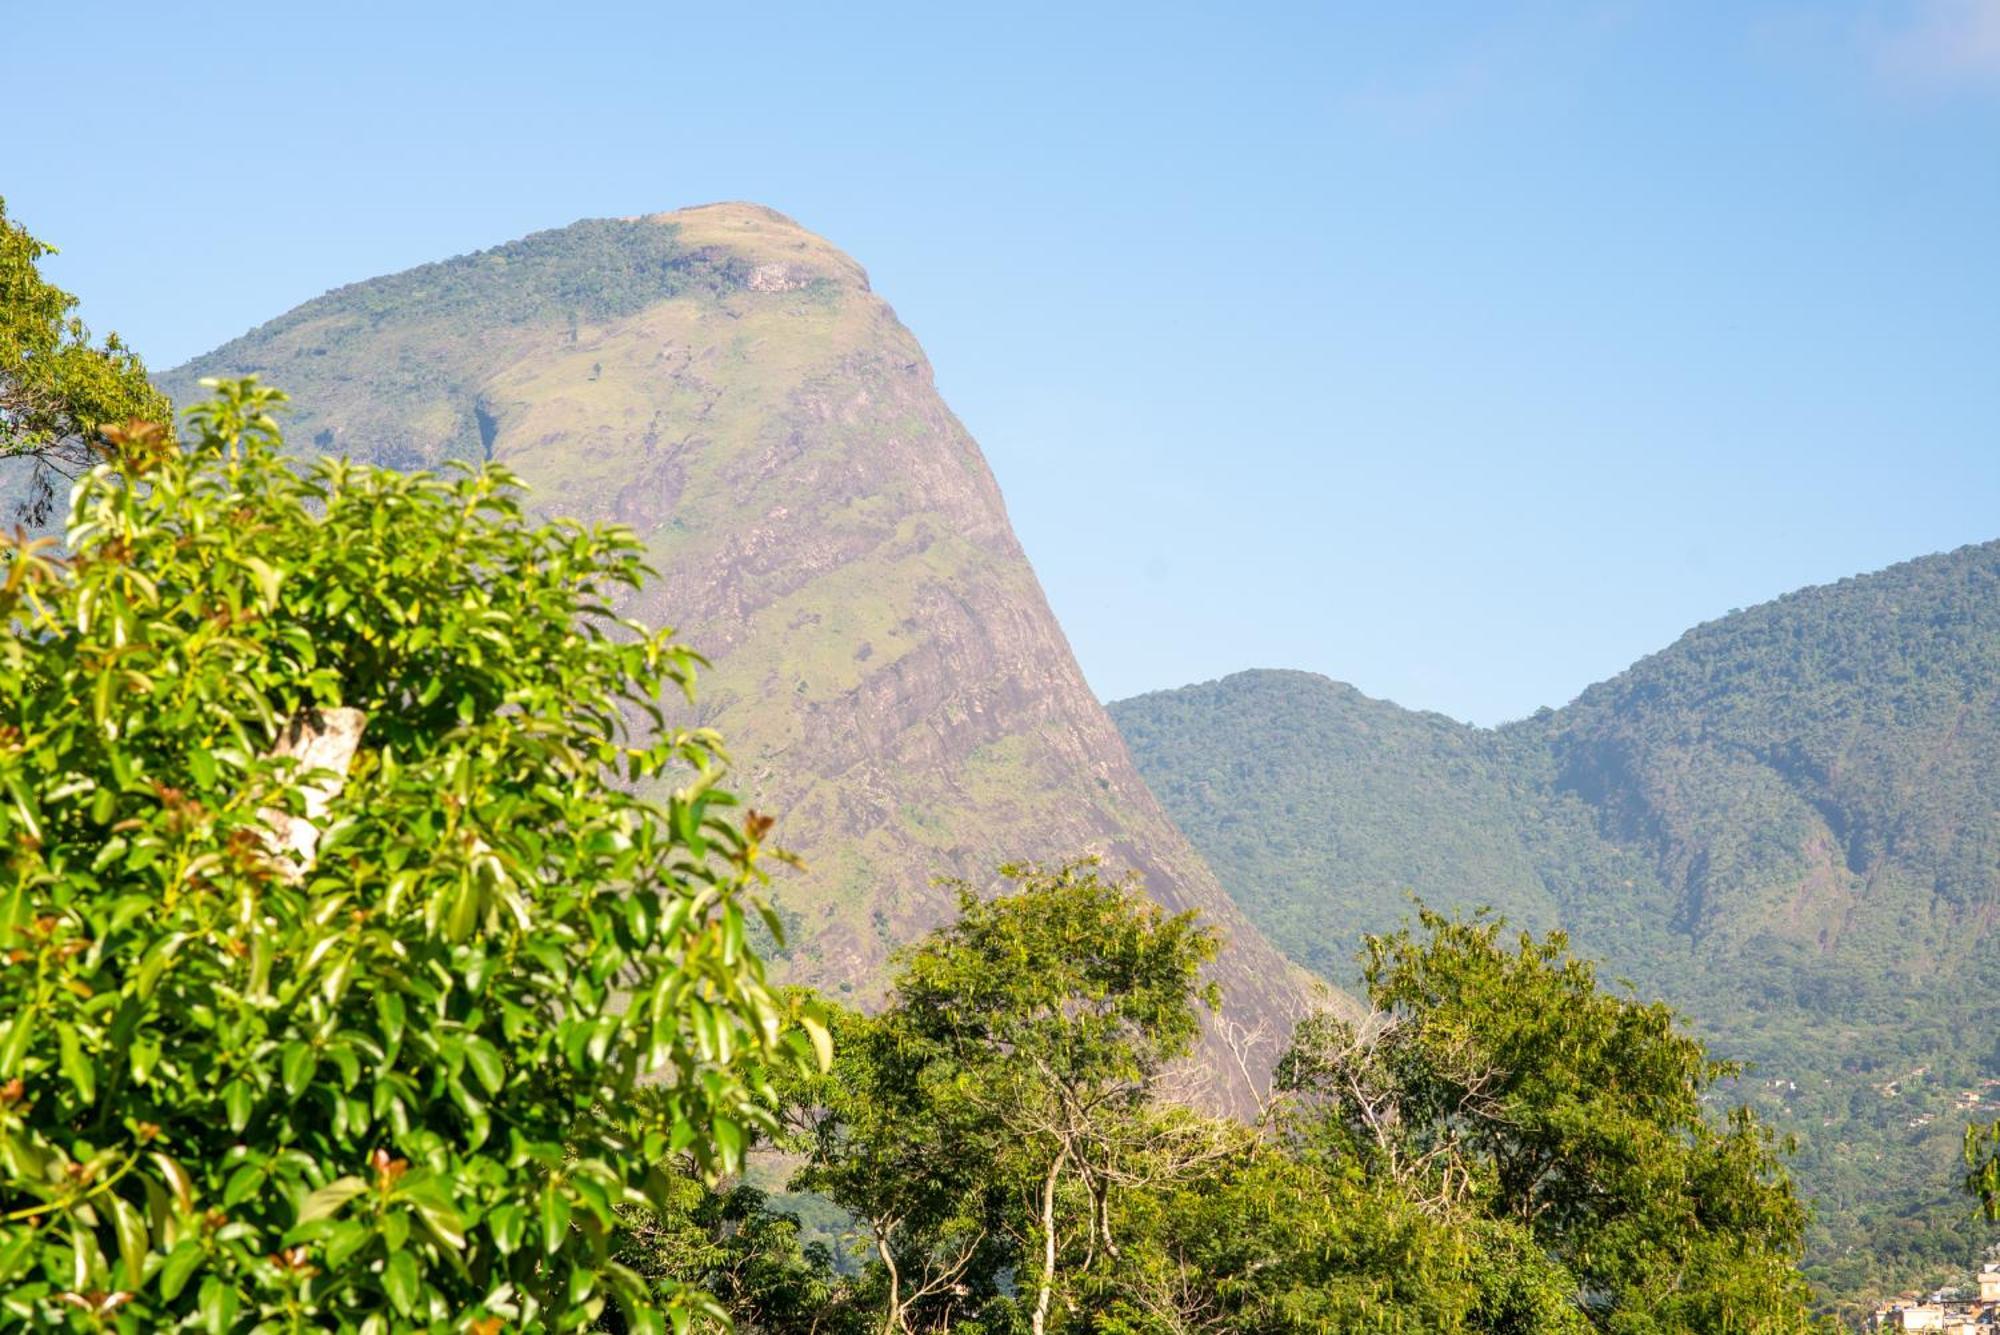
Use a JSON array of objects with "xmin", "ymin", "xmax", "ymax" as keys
[{"xmin": 1111, "ymin": 540, "xmax": 2000, "ymax": 1305}]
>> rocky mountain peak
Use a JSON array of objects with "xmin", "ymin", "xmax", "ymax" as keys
[{"xmin": 161, "ymin": 206, "xmax": 1323, "ymax": 1106}]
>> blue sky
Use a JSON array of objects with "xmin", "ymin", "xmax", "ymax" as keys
[{"xmin": 8, "ymin": 1, "xmax": 1999, "ymax": 723}]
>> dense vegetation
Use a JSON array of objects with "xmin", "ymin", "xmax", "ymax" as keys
[
  {"xmin": 623, "ymin": 865, "xmax": 1826, "ymax": 1333},
  {"xmin": 1109, "ymin": 543, "xmax": 2000, "ymax": 1308},
  {"xmin": 185, "ymin": 218, "xmax": 749, "ymax": 358},
  {"xmin": 0, "ymin": 380, "xmax": 826, "ymax": 1329}
]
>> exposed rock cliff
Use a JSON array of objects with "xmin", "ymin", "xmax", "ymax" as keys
[{"xmin": 164, "ymin": 203, "xmax": 1321, "ymax": 1100}]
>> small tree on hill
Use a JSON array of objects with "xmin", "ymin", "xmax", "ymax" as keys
[
  {"xmin": 0, "ymin": 380, "xmax": 826, "ymax": 1331},
  {"xmin": 1968, "ymin": 1123, "xmax": 2000, "ymax": 1225}
]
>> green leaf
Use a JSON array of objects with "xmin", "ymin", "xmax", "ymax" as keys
[
  {"xmin": 489, "ymin": 1203, "xmax": 526, "ymax": 1255},
  {"xmin": 134, "ymin": 933, "xmax": 188, "ymax": 1001},
  {"xmin": 540, "ymin": 1184, "xmax": 571, "ymax": 1256},
  {"xmin": 2, "ymin": 775, "xmax": 42, "ymax": 844},
  {"xmin": 158, "ymin": 1240, "xmax": 203, "ymax": 1300},
  {"xmin": 0, "ymin": 1229, "xmax": 35, "ymax": 1285},
  {"xmin": 712, "ymin": 1115, "xmax": 743, "ymax": 1173},
  {"xmin": 381, "ymin": 1209, "xmax": 410, "ymax": 1252},
  {"xmin": 242, "ymin": 556, "xmax": 285, "ymax": 611},
  {"xmin": 0, "ymin": 1016, "xmax": 30, "ymax": 1080},
  {"xmin": 129, "ymin": 1035, "xmax": 160, "ymax": 1085},
  {"xmin": 799, "ymin": 1009, "xmax": 834, "ymax": 1073},
  {"xmin": 222, "ymin": 1162, "xmax": 264, "ymax": 1207},
  {"xmin": 374, "ymin": 991, "xmax": 405, "ymax": 1048},
  {"xmin": 296, "ymin": 1176, "xmax": 368, "ymax": 1225},
  {"xmin": 58, "ymin": 1027, "xmax": 95, "ymax": 1104},
  {"xmin": 108, "ymin": 1192, "xmax": 148, "ymax": 1288},
  {"xmin": 323, "ymin": 1218, "xmax": 372, "ymax": 1269},
  {"xmin": 619, "ymin": 1291, "xmax": 667, "ymax": 1335},
  {"xmin": 383, "ymin": 1248, "xmax": 419, "ymax": 1316},
  {"xmin": 150, "ymin": 1152, "xmax": 194, "ymax": 1215},
  {"xmin": 199, "ymin": 1273, "xmax": 239, "ymax": 1333},
  {"xmin": 462, "ymin": 1035, "xmax": 505, "ymax": 1095},
  {"xmin": 328, "ymin": 1043, "xmax": 361, "ymax": 1088},
  {"xmin": 223, "ymin": 1078, "xmax": 253, "ymax": 1133},
  {"xmin": 412, "ymin": 1196, "xmax": 466, "ymax": 1252},
  {"xmin": 280, "ymin": 1041, "xmax": 315, "ymax": 1100}
]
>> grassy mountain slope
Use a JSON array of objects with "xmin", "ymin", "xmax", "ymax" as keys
[
  {"xmin": 162, "ymin": 203, "xmax": 1319, "ymax": 1099},
  {"xmin": 1110, "ymin": 542, "xmax": 2000, "ymax": 1302}
]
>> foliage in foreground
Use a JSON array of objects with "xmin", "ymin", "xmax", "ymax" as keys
[
  {"xmin": 1098, "ymin": 911, "xmax": 1824, "ymax": 1333},
  {"xmin": 668, "ymin": 870, "xmax": 1827, "ymax": 1334},
  {"xmin": 0, "ymin": 198, "xmax": 170, "ymax": 523},
  {"xmin": 0, "ymin": 382, "xmax": 824, "ymax": 1331}
]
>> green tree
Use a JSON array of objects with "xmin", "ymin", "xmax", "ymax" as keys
[
  {"xmin": 1091, "ymin": 1132, "xmax": 1588, "ymax": 1334},
  {"xmin": 0, "ymin": 380, "xmax": 825, "ymax": 1330},
  {"xmin": 0, "ymin": 198, "xmax": 169, "ymax": 523},
  {"xmin": 1968, "ymin": 1122, "xmax": 2000, "ymax": 1224},
  {"xmin": 1277, "ymin": 909, "xmax": 1824, "ymax": 1333},
  {"xmin": 784, "ymin": 996, "xmax": 1011, "ymax": 1334},
  {"xmin": 608, "ymin": 1169, "xmax": 846, "ymax": 1334},
  {"xmin": 786, "ymin": 861, "xmax": 1220, "ymax": 1335}
]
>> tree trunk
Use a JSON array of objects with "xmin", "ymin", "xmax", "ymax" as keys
[
  {"xmin": 875, "ymin": 1227, "xmax": 905, "ymax": 1335},
  {"xmin": 1031, "ymin": 1147, "xmax": 1068, "ymax": 1335}
]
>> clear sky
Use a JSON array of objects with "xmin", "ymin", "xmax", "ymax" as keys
[{"xmin": 8, "ymin": 1, "xmax": 1999, "ymax": 724}]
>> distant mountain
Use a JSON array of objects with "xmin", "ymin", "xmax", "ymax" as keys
[
  {"xmin": 1107, "ymin": 671, "xmax": 1564, "ymax": 980},
  {"xmin": 161, "ymin": 203, "xmax": 1319, "ymax": 1101},
  {"xmin": 1111, "ymin": 542, "xmax": 2000, "ymax": 1300}
]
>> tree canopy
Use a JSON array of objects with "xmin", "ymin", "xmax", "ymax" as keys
[
  {"xmin": 764, "ymin": 878, "xmax": 1825, "ymax": 1334},
  {"xmin": 0, "ymin": 380, "xmax": 823, "ymax": 1330},
  {"xmin": 782, "ymin": 862, "xmax": 1221, "ymax": 1335},
  {"xmin": 0, "ymin": 198, "xmax": 169, "ymax": 523},
  {"xmin": 1276, "ymin": 911, "xmax": 1822, "ymax": 1332}
]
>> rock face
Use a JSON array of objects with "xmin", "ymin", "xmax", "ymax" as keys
[{"xmin": 163, "ymin": 203, "xmax": 1319, "ymax": 1100}]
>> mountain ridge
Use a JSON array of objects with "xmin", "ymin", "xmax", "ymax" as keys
[{"xmin": 1111, "ymin": 537, "xmax": 2000, "ymax": 1295}]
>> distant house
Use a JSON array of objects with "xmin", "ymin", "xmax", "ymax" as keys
[
  {"xmin": 1869, "ymin": 1298, "xmax": 2000, "ymax": 1333},
  {"xmin": 1867, "ymin": 1256, "xmax": 2000, "ymax": 1332}
]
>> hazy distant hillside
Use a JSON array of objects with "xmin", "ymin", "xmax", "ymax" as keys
[
  {"xmin": 1111, "ymin": 541, "xmax": 2000, "ymax": 1300},
  {"xmin": 164, "ymin": 204, "xmax": 1318, "ymax": 1100},
  {"xmin": 1108, "ymin": 671, "xmax": 1561, "ymax": 978}
]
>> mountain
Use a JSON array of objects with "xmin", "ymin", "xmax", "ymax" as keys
[
  {"xmin": 1110, "ymin": 542, "xmax": 2000, "ymax": 1302},
  {"xmin": 160, "ymin": 203, "xmax": 1319, "ymax": 1100},
  {"xmin": 1106, "ymin": 671, "xmax": 1565, "ymax": 981}
]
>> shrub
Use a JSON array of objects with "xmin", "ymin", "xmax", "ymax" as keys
[{"xmin": 0, "ymin": 380, "xmax": 825, "ymax": 1331}]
